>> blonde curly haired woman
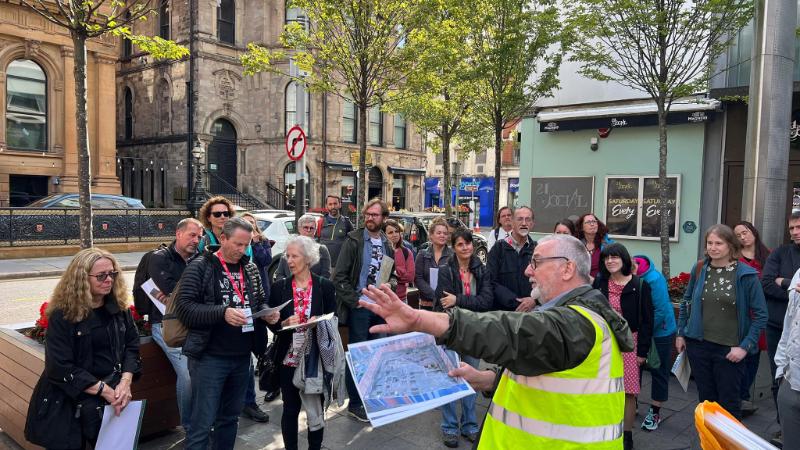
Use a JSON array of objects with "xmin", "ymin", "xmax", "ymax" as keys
[{"xmin": 25, "ymin": 248, "xmax": 141, "ymax": 450}]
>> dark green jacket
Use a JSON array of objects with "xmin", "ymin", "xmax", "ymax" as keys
[
  {"xmin": 333, "ymin": 228, "xmax": 397, "ymax": 324},
  {"xmin": 439, "ymin": 285, "xmax": 634, "ymax": 377}
]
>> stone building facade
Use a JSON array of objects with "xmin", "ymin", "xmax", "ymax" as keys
[
  {"xmin": 117, "ymin": 0, "xmax": 426, "ymax": 211},
  {"xmin": 0, "ymin": 3, "xmax": 120, "ymax": 206}
]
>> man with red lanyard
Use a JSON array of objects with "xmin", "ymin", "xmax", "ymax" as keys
[{"xmin": 175, "ymin": 217, "xmax": 279, "ymax": 450}]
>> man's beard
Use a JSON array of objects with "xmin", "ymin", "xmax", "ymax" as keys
[
  {"xmin": 530, "ymin": 286, "xmax": 541, "ymax": 300},
  {"xmin": 366, "ymin": 220, "xmax": 380, "ymax": 232},
  {"xmin": 329, "ymin": 208, "xmax": 339, "ymax": 217}
]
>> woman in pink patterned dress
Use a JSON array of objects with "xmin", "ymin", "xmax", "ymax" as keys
[{"xmin": 593, "ymin": 243, "xmax": 654, "ymax": 450}]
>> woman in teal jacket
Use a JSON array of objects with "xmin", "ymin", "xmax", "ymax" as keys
[
  {"xmin": 632, "ymin": 255, "xmax": 677, "ymax": 431},
  {"xmin": 676, "ymin": 224, "xmax": 767, "ymax": 420}
]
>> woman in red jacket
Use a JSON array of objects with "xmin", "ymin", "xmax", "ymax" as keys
[{"xmin": 384, "ymin": 219, "xmax": 415, "ymax": 303}]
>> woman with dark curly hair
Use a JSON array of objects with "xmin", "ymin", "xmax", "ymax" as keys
[
  {"xmin": 576, "ymin": 213, "xmax": 614, "ymax": 278},
  {"xmin": 25, "ymin": 248, "xmax": 141, "ymax": 450}
]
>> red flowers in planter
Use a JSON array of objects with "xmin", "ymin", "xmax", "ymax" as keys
[
  {"xmin": 26, "ymin": 301, "xmax": 150, "ymax": 344},
  {"xmin": 668, "ymin": 272, "xmax": 691, "ymax": 301}
]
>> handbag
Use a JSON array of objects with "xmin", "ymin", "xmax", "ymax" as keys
[{"xmin": 258, "ymin": 336, "xmax": 280, "ymax": 393}]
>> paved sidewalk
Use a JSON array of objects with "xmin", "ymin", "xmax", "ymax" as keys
[{"xmin": 0, "ymin": 251, "xmax": 146, "ymax": 280}]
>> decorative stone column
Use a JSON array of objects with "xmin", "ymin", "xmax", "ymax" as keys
[
  {"xmin": 91, "ymin": 53, "xmax": 121, "ymax": 194},
  {"xmin": 59, "ymin": 45, "xmax": 80, "ymax": 191}
]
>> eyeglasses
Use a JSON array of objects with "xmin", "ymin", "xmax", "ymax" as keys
[
  {"xmin": 364, "ymin": 213, "xmax": 382, "ymax": 219},
  {"xmin": 584, "ymin": 220, "xmax": 598, "ymax": 225},
  {"xmin": 89, "ymin": 271, "xmax": 119, "ymax": 282},
  {"xmin": 530, "ymin": 256, "xmax": 569, "ymax": 269},
  {"xmin": 211, "ymin": 211, "xmax": 231, "ymax": 218}
]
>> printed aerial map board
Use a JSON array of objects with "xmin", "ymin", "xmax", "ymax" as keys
[
  {"xmin": 346, "ymin": 332, "xmax": 475, "ymax": 427},
  {"xmin": 530, "ymin": 177, "xmax": 595, "ymax": 233}
]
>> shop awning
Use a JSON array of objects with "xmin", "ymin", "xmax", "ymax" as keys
[
  {"xmin": 537, "ymin": 98, "xmax": 720, "ymax": 132},
  {"xmin": 388, "ymin": 166, "xmax": 427, "ymax": 176},
  {"xmin": 325, "ymin": 161, "xmax": 354, "ymax": 171}
]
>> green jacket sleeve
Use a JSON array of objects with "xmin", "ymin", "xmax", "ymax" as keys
[{"xmin": 439, "ymin": 307, "xmax": 595, "ymax": 377}]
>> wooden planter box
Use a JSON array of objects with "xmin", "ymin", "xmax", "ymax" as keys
[{"xmin": 0, "ymin": 327, "xmax": 179, "ymax": 450}]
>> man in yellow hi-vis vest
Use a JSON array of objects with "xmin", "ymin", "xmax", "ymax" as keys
[{"xmin": 360, "ymin": 233, "xmax": 635, "ymax": 449}]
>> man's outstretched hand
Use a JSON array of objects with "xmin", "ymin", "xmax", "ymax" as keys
[
  {"xmin": 359, "ymin": 284, "xmax": 420, "ymax": 335},
  {"xmin": 448, "ymin": 363, "xmax": 497, "ymax": 393}
]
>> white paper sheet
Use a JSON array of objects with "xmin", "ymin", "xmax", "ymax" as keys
[
  {"xmin": 378, "ymin": 256, "xmax": 394, "ymax": 285},
  {"xmin": 140, "ymin": 278, "xmax": 166, "ymax": 315},
  {"xmin": 251, "ymin": 299, "xmax": 293, "ymax": 318},
  {"xmin": 429, "ymin": 268, "xmax": 439, "ymax": 292},
  {"xmin": 279, "ymin": 312, "xmax": 335, "ymax": 331},
  {"xmin": 95, "ymin": 400, "xmax": 146, "ymax": 450},
  {"xmin": 671, "ymin": 351, "xmax": 691, "ymax": 392}
]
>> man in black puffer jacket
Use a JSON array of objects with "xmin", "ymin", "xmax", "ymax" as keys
[{"xmin": 175, "ymin": 217, "xmax": 271, "ymax": 450}]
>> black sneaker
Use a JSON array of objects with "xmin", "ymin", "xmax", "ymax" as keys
[
  {"xmin": 241, "ymin": 404, "xmax": 269, "ymax": 423},
  {"xmin": 770, "ymin": 431, "xmax": 783, "ymax": 449},
  {"xmin": 443, "ymin": 432, "xmax": 459, "ymax": 448},
  {"xmin": 263, "ymin": 390, "xmax": 281, "ymax": 402},
  {"xmin": 348, "ymin": 404, "xmax": 369, "ymax": 423},
  {"xmin": 461, "ymin": 431, "xmax": 478, "ymax": 443}
]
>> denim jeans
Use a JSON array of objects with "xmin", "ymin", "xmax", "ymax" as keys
[
  {"xmin": 685, "ymin": 338, "xmax": 745, "ymax": 419},
  {"xmin": 740, "ymin": 350, "xmax": 761, "ymax": 401},
  {"xmin": 150, "ymin": 323, "xmax": 192, "ymax": 430},
  {"xmin": 345, "ymin": 306, "xmax": 386, "ymax": 408},
  {"xmin": 441, "ymin": 354, "xmax": 480, "ymax": 435},
  {"xmin": 245, "ymin": 360, "xmax": 257, "ymax": 407},
  {"xmin": 185, "ymin": 354, "xmax": 250, "ymax": 450},
  {"xmin": 646, "ymin": 334, "xmax": 675, "ymax": 403}
]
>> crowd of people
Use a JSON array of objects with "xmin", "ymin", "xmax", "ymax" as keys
[{"xmin": 20, "ymin": 194, "xmax": 800, "ymax": 450}]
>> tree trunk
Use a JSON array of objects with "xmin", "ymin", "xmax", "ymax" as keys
[
  {"xmin": 357, "ymin": 101, "xmax": 368, "ymax": 227},
  {"xmin": 657, "ymin": 105, "xmax": 670, "ymax": 278},
  {"xmin": 442, "ymin": 124, "xmax": 452, "ymax": 217},
  {"xmin": 72, "ymin": 31, "xmax": 93, "ymax": 248},
  {"xmin": 493, "ymin": 110, "xmax": 503, "ymax": 229}
]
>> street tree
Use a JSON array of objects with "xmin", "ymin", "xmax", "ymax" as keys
[
  {"xmin": 470, "ymin": 0, "xmax": 564, "ymax": 227},
  {"xmin": 387, "ymin": 2, "xmax": 491, "ymax": 216},
  {"xmin": 241, "ymin": 0, "xmax": 433, "ymax": 222},
  {"xmin": 10, "ymin": 0, "xmax": 187, "ymax": 248},
  {"xmin": 570, "ymin": 0, "xmax": 752, "ymax": 277}
]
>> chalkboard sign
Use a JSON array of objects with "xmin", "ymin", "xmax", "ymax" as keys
[
  {"xmin": 530, "ymin": 177, "xmax": 594, "ymax": 233},
  {"xmin": 641, "ymin": 177, "xmax": 678, "ymax": 237},
  {"xmin": 605, "ymin": 178, "xmax": 640, "ymax": 236},
  {"xmin": 604, "ymin": 175, "xmax": 681, "ymax": 240}
]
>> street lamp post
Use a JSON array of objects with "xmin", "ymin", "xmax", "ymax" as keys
[{"xmin": 190, "ymin": 140, "xmax": 206, "ymax": 217}]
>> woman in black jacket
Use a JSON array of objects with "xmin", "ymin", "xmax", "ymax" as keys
[
  {"xmin": 593, "ymin": 243, "xmax": 653, "ymax": 450},
  {"xmin": 415, "ymin": 218, "xmax": 453, "ymax": 310},
  {"xmin": 433, "ymin": 228, "xmax": 487, "ymax": 446},
  {"xmin": 267, "ymin": 236, "xmax": 338, "ymax": 450},
  {"xmin": 25, "ymin": 248, "xmax": 141, "ymax": 450}
]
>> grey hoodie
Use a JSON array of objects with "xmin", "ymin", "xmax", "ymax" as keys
[{"xmin": 440, "ymin": 285, "xmax": 634, "ymax": 377}]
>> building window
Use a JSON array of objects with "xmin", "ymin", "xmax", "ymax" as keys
[
  {"xmin": 157, "ymin": 79, "xmax": 171, "ymax": 133},
  {"xmin": 6, "ymin": 59, "xmax": 47, "ymax": 151},
  {"xmin": 343, "ymin": 99, "xmax": 357, "ymax": 143},
  {"xmin": 285, "ymin": 1, "xmax": 307, "ymax": 27},
  {"xmin": 476, "ymin": 150, "xmax": 486, "ymax": 164},
  {"xmin": 435, "ymin": 152, "xmax": 443, "ymax": 165},
  {"xmin": 159, "ymin": 0, "xmax": 170, "ymax": 39},
  {"xmin": 124, "ymin": 87, "xmax": 133, "ymax": 140},
  {"xmin": 123, "ymin": 11, "xmax": 132, "ymax": 57},
  {"xmin": 392, "ymin": 175, "xmax": 406, "ymax": 210},
  {"xmin": 217, "ymin": 0, "xmax": 235, "ymax": 45},
  {"xmin": 369, "ymin": 105, "xmax": 383, "ymax": 146},
  {"xmin": 394, "ymin": 114, "xmax": 406, "ymax": 149},
  {"xmin": 285, "ymin": 81, "xmax": 310, "ymax": 135}
]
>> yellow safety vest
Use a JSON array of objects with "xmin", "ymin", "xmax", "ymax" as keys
[{"xmin": 478, "ymin": 305, "xmax": 625, "ymax": 450}]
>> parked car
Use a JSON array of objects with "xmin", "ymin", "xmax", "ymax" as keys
[
  {"xmin": 25, "ymin": 193, "xmax": 146, "ymax": 209},
  {"xmin": 389, "ymin": 212, "xmax": 489, "ymax": 264},
  {"xmin": 249, "ymin": 213, "xmax": 299, "ymax": 280}
]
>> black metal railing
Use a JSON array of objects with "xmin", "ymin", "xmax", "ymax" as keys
[
  {"xmin": 266, "ymin": 182, "xmax": 289, "ymax": 210},
  {"xmin": 0, "ymin": 208, "xmax": 192, "ymax": 247},
  {"xmin": 206, "ymin": 172, "xmax": 267, "ymax": 210}
]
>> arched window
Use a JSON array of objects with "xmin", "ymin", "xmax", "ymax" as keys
[
  {"xmin": 217, "ymin": 0, "xmax": 235, "ymax": 45},
  {"xmin": 285, "ymin": 0, "xmax": 307, "ymax": 28},
  {"xmin": 284, "ymin": 161, "xmax": 311, "ymax": 208},
  {"xmin": 6, "ymin": 59, "xmax": 47, "ymax": 151},
  {"xmin": 157, "ymin": 79, "xmax": 171, "ymax": 132},
  {"xmin": 285, "ymin": 81, "xmax": 310, "ymax": 136},
  {"xmin": 124, "ymin": 87, "xmax": 133, "ymax": 140},
  {"xmin": 159, "ymin": 0, "xmax": 170, "ymax": 39}
]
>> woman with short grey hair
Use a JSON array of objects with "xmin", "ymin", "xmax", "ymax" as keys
[{"xmin": 275, "ymin": 220, "xmax": 331, "ymax": 281}]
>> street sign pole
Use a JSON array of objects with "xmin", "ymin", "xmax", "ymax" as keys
[{"xmin": 291, "ymin": 58, "xmax": 309, "ymax": 223}]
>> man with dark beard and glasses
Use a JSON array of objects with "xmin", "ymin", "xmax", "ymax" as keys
[{"xmin": 333, "ymin": 198, "xmax": 397, "ymax": 422}]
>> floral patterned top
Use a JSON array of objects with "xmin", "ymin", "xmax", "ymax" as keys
[{"xmin": 701, "ymin": 262, "xmax": 740, "ymax": 347}]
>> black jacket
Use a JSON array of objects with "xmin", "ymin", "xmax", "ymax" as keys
[
  {"xmin": 25, "ymin": 296, "xmax": 141, "ymax": 449},
  {"xmin": 434, "ymin": 255, "xmax": 494, "ymax": 312},
  {"xmin": 593, "ymin": 275, "xmax": 654, "ymax": 358},
  {"xmin": 267, "ymin": 274, "xmax": 338, "ymax": 367},
  {"xmin": 486, "ymin": 236, "xmax": 536, "ymax": 311},
  {"xmin": 174, "ymin": 248, "xmax": 267, "ymax": 358},
  {"xmin": 332, "ymin": 228, "xmax": 397, "ymax": 324},
  {"xmin": 148, "ymin": 241, "xmax": 191, "ymax": 323},
  {"xmin": 318, "ymin": 214, "xmax": 354, "ymax": 267},
  {"xmin": 414, "ymin": 245, "xmax": 454, "ymax": 302},
  {"xmin": 761, "ymin": 243, "xmax": 800, "ymax": 328}
]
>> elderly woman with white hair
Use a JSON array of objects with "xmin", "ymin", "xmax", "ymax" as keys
[
  {"xmin": 275, "ymin": 214, "xmax": 332, "ymax": 281},
  {"xmin": 266, "ymin": 236, "xmax": 343, "ymax": 450}
]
